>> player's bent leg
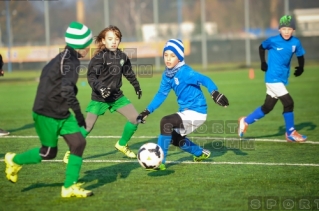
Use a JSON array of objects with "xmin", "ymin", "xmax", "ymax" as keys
[
  {"xmin": 40, "ymin": 146, "xmax": 57, "ymax": 160},
  {"xmin": 64, "ymin": 113, "xmax": 98, "ymax": 163},
  {"xmin": 172, "ymin": 131, "xmax": 206, "ymax": 158},
  {"xmin": 62, "ymin": 133, "xmax": 91, "ymax": 197},
  {"xmin": 116, "ymin": 104, "xmax": 139, "ymax": 158},
  {"xmin": 4, "ymin": 152, "xmax": 22, "ymax": 183},
  {"xmin": 61, "ymin": 182, "xmax": 93, "ymax": 198},
  {"xmin": 278, "ymin": 93, "xmax": 306, "ymax": 142},
  {"xmin": 239, "ymin": 95, "xmax": 277, "ymax": 137},
  {"xmin": 158, "ymin": 114, "xmax": 185, "ymax": 165}
]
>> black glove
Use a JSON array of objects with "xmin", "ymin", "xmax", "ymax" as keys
[
  {"xmin": 212, "ymin": 91, "xmax": 229, "ymax": 107},
  {"xmin": 294, "ymin": 66, "xmax": 304, "ymax": 77},
  {"xmin": 74, "ymin": 110, "xmax": 86, "ymax": 128},
  {"xmin": 135, "ymin": 87, "xmax": 142, "ymax": 99},
  {"xmin": 261, "ymin": 62, "xmax": 268, "ymax": 72},
  {"xmin": 137, "ymin": 109, "xmax": 150, "ymax": 124},
  {"xmin": 99, "ymin": 87, "xmax": 111, "ymax": 98}
]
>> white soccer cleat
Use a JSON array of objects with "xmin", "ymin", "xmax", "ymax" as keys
[{"xmin": 238, "ymin": 117, "xmax": 248, "ymax": 137}]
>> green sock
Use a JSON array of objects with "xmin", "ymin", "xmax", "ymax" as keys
[
  {"xmin": 13, "ymin": 148, "xmax": 42, "ymax": 165},
  {"xmin": 118, "ymin": 121, "xmax": 138, "ymax": 146},
  {"xmin": 80, "ymin": 126, "xmax": 89, "ymax": 138},
  {"xmin": 64, "ymin": 154, "xmax": 83, "ymax": 188}
]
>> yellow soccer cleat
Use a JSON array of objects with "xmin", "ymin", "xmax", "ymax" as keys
[
  {"xmin": 193, "ymin": 149, "xmax": 211, "ymax": 162},
  {"xmin": 115, "ymin": 141, "xmax": 136, "ymax": 158},
  {"xmin": 63, "ymin": 151, "xmax": 70, "ymax": 164},
  {"xmin": 5, "ymin": 152, "xmax": 22, "ymax": 183},
  {"xmin": 61, "ymin": 183, "xmax": 93, "ymax": 198}
]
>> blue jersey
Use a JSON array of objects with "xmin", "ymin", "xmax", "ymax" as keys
[
  {"xmin": 146, "ymin": 64, "xmax": 218, "ymax": 114},
  {"xmin": 262, "ymin": 34, "xmax": 305, "ymax": 85}
]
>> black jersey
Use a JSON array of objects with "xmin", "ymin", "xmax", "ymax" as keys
[
  {"xmin": 33, "ymin": 46, "xmax": 82, "ymax": 119},
  {"xmin": 87, "ymin": 48, "xmax": 140, "ymax": 102}
]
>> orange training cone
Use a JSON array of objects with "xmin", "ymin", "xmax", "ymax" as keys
[{"xmin": 249, "ymin": 68, "xmax": 255, "ymax": 79}]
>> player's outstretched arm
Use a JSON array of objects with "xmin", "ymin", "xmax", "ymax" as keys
[{"xmin": 187, "ymin": 71, "xmax": 229, "ymax": 107}]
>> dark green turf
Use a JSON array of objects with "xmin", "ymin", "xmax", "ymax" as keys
[{"xmin": 0, "ymin": 65, "xmax": 318, "ymax": 211}]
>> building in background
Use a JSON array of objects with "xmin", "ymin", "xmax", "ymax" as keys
[
  {"xmin": 141, "ymin": 22, "xmax": 217, "ymax": 42},
  {"xmin": 294, "ymin": 8, "xmax": 319, "ymax": 36}
]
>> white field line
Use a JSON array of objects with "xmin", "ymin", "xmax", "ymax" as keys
[
  {"xmin": 0, "ymin": 159, "xmax": 318, "ymax": 167},
  {"xmin": 1, "ymin": 135, "xmax": 318, "ymax": 144},
  {"xmin": 1, "ymin": 136, "xmax": 318, "ymax": 167}
]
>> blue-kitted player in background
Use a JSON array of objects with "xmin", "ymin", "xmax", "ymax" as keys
[
  {"xmin": 238, "ymin": 15, "xmax": 307, "ymax": 142},
  {"xmin": 137, "ymin": 39, "xmax": 229, "ymax": 170}
]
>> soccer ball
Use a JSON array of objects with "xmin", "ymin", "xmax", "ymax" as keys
[{"xmin": 137, "ymin": 142, "xmax": 164, "ymax": 169}]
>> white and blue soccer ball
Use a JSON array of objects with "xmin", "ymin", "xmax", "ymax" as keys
[{"xmin": 137, "ymin": 143, "xmax": 164, "ymax": 169}]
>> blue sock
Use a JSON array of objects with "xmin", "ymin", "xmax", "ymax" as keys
[
  {"xmin": 157, "ymin": 135, "xmax": 171, "ymax": 164},
  {"xmin": 180, "ymin": 137, "xmax": 203, "ymax": 157},
  {"xmin": 245, "ymin": 107, "xmax": 265, "ymax": 124},
  {"xmin": 283, "ymin": 112, "xmax": 295, "ymax": 135}
]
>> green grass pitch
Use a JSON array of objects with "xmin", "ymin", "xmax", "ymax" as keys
[{"xmin": 0, "ymin": 65, "xmax": 319, "ymax": 211}]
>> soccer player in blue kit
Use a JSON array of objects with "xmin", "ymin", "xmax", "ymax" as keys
[
  {"xmin": 137, "ymin": 39, "xmax": 229, "ymax": 170},
  {"xmin": 238, "ymin": 15, "xmax": 307, "ymax": 142}
]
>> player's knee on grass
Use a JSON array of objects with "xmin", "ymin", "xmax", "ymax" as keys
[
  {"xmin": 171, "ymin": 130, "xmax": 186, "ymax": 147},
  {"xmin": 279, "ymin": 94, "xmax": 294, "ymax": 113},
  {"xmin": 40, "ymin": 146, "xmax": 58, "ymax": 160},
  {"xmin": 64, "ymin": 133, "xmax": 86, "ymax": 157},
  {"xmin": 261, "ymin": 94, "xmax": 278, "ymax": 114}
]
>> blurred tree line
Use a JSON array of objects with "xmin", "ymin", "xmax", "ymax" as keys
[{"xmin": 0, "ymin": 0, "xmax": 318, "ymax": 46}]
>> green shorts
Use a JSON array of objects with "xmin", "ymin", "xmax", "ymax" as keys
[
  {"xmin": 33, "ymin": 112, "xmax": 80, "ymax": 147},
  {"xmin": 86, "ymin": 96, "xmax": 131, "ymax": 116}
]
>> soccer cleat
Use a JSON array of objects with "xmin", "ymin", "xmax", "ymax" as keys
[
  {"xmin": 238, "ymin": 117, "xmax": 248, "ymax": 137},
  {"xmin": 285, "ymin": 130, "xmax": 307, "ymax": 142},
  {"xmin": 146, "ymin": 163, "xmax": 166, "ymax": 171},
  {"xmin": 63, "ymin": 151, "xmax": 70, "ymax": 164},
  {"xmin": 193, "ymin": 149, "xmax": 211, "ymax": 162},
  {"xmin": 0, "ymin": 128, "xmax": 10, "ymax": 136},
  {"xmin": 115, "ymin": 141, "xmax": 136, "ymax": 158},
  {"xmin": 5, "ymin": 152, "xmax": 22, "ymax": 183},
  {"xmin": 61, "ymin": 183, "xmax": 93, "ymax": 198}
]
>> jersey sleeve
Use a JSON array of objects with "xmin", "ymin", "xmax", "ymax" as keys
[
  {"xmin": 60, "ymin": 57, "xmax": 81, "ymax": 112},
  {"xmin": 295, "ymin": 39, "xmax": 305, "ymax": 57},
  {"xmin": 185, "ymin": 70, "xmax": 218, "ymax": 94},
  {"xmin": 146, "ymin": 73, "xmax": 171, "ymax": 113},
  {"xmin": 0, "ymin": 54, "xmax": 3, "ymax": 69},
  {"xmin": 87, "ymin": 53, "xmax": 104, "ymax": 92},
  {"xmin": 122, "ymin": 55, "xmax": 140, "ymax": 89},
  {"xmin": 261, "ymin": 37, "xmax": 272, "ymax": 50}
]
